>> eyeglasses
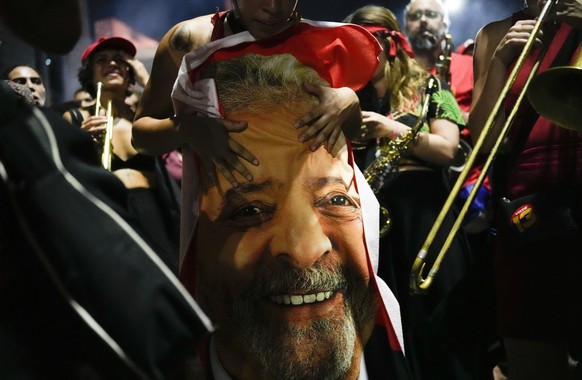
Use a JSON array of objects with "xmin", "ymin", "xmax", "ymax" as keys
[
  {"xmin": 11, "ymin": 77, "xmax": 43, "ymax": 85},
  {"xmin": 406, "ymin": 9, "xmax": 442, "ymax": 21}
]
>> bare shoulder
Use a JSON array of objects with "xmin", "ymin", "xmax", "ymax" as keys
[
  {"xmin": 473, "ymin": 17, "xmax": 512, "ymax": 65},
  {"xmin": 158, "ymin": 14, "xmax": 215, "ymax": 66},
  {"xmin": 475, "ymin": 17, "xmax": 513, "ymax": 51},
  {"xmin": 135, "ymin": 14, "xmax": 216, "ymax": 119}
]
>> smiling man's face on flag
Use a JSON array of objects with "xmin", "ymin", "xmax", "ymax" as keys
[{"xmin": 194, "ymin": 54, "xmax": 378, "ymax": 379}]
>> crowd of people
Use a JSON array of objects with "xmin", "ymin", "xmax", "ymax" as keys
[{"xmin": 1, "ymin": 0, "xmax": 581, "ymax": 379}]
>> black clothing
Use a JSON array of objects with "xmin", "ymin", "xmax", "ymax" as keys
[{"xmin": 0, "ymin": 82, "xmax": 212, "ymax": 379}]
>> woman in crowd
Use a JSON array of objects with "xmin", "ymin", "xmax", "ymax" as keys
[
  {"xmin": 469, "ymin": 0, "xmax": 582, "ymax": 378},
  {"xmin": 344, "ymin": 5, "xmax": 473, "ymax": 379},
  {"xmin": 63, "ymin": 36, "xmax": 180, "ymax": 273}
]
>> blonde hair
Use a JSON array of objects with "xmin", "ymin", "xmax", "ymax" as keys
[
  {"xmin": 202, "ymin": 54, "xmax": 329, "ymax": 114},
  {"xmin": 344, "ymin": 5, "xmax": 428, "ymax": 113}
]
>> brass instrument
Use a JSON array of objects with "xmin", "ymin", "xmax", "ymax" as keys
[
  {"xmin": 364, "ymin": 76, "xmax": 438, "ymax": 236},
  {"xmin": 436, "ymin": 33, "xmax": 453, "ymax": 85},
  {"xmin": 94, "ymin": 82, "xmax": 114, "ymax": 170},
  {"xmin": 528, "ymin": 44, "xmax": 582, "ymax": 131},
  {"xmin": 410, "ymin": 0, "xmax": 563, "ymax": 293},
  {"xmin": 434, "ymin": 32, "xmax": 471, "ymax": 175}
]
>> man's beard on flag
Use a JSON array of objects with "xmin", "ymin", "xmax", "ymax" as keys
[{"xmin": 197, "ymin": 259, "xmax": 378, "ymax": 379}]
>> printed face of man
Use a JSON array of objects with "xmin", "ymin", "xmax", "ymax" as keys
[
  {"xmin": 195, "ymin": 105, "xmax": 377, "ymax": 379},
  {"xmin": 7, "ymin": 66, "xmax": 46, "ymax": 106},
  {"xmin": 405, "ymin": 0, "xmax": 447, "ymax": 51}
]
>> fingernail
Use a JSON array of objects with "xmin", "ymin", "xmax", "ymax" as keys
[
  {"xmin": 295, "ymin": 121, "xmax": 302, "ymax": 128},
  {"xmin": 252, "ymin": 159, "xmax": 259, "ymax": 166},
  {"xmin": 310, "ymin": 145, "xmax": 317, "ymax": 151},
  {"xmin": 246, "ymin": 174, "xmax": 253, "ymax": 181},
  {"xmin": 232, "ymin": 181, "xmax": 239, "ymax": 188}
]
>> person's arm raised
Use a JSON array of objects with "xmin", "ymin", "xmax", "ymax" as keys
[
  {"xmin": 132, "ymin": 17, "xmax": 257, "ymax": 186},
  {"xmin": 132, "ymin": 20, "xmax": 192, "ymax": 156},
  {"xmin": 468, "ymin": 18, "xmax": 541, "ymax": 151}
]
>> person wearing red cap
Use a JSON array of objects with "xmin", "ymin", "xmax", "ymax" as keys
[
  {"xmin": 344, "ymin": 5, "xmax": 473, "ymax": 380},
  {"xmin": 63, "ymin": 36, "xmax": 180, "ymax": 273},
  {"xmin": 0, "ymin": 2, "xmax": 213, "ymax": 377}
]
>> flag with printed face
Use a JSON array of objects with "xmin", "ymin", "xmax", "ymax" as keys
[{"xmin": 172, "ymin": 15, "xmax": 411, "ymax": 378}]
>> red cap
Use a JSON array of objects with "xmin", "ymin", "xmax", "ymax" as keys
[{"xmin": 81, "ymin": 36, "xmax": 136, "ymax": 63}]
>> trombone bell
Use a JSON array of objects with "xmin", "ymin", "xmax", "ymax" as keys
[{"xmin": 527, "ymin": 49, "xmax": 582, "ymax": 131}]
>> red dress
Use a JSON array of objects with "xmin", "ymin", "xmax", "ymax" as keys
[{"xmin": 493, "ymin": 14, "xmax": 582, "ymax": 340}]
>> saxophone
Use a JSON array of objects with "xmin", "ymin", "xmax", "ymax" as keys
[
  {"xmin": 363, "ymin": 76, "xmax": 438, "ymax": 236},
  {"xmin": 364, "ymin": 76, "xmax": 437, "ymax": 192},
  {"xmin": 436, "ymin": 33, "xmax": 453, "ymax": 85}
]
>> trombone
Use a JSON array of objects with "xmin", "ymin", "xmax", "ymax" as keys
[
  {"xmin": 94, "ymin": 82, "xmax": 114, "ymax": 171},
  {"xmin": 409, "ymin": 0, "xmax": 580, "ymax": 293}
]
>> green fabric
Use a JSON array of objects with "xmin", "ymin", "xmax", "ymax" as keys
[
  {"xmin": 431, "ymin": 89, "xmax": 466, "ymax": 127},
  {"xmin": 410, "ymin": 76, "xmax": 464, "ymax": 134}
]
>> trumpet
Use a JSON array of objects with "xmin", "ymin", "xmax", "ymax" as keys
[
  {"xmin": 409, "ymin": 0, "xmax": 579, "ymax": 293},
  {"xmin": 94, "ymin": 82, "xmax": 114, "ymax": 171}
]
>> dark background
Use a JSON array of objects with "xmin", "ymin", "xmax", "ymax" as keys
[
  {"xmin": 87, "ymin": 0, "xmax": 524, "ymax": 46},
  {"xmin": 1, "ymin": 0, "xmax": 525, "ymax": 104}
]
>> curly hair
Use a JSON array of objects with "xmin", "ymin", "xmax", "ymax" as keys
[
  {"xmin": 77, "ymin": 56, "xmax": 135, "ymax": 98},
  {"xmin": 344, "ymin": 5, "xmax": 429, "ymax": 113}
]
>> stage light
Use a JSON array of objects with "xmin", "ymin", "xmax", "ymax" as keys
[{"xmin": 445, "ymin": 0, "xmax": 465, "ymax": 13}]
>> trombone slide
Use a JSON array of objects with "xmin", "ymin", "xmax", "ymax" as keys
[{"xmin": 409, "ymin": 0, "xmax": 556, "ymax": 294}]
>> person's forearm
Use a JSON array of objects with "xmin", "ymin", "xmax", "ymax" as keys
[
  {"xmin": 409, "ymin": 132, "xmax": 459, "ymax": 167},
  {"xmin": 132, "ymin": 116, "xmax": 182, "ymax": 155},
  {"xmin": 388, "ymin": 119, "xmax": 458, "ymax": 167}
]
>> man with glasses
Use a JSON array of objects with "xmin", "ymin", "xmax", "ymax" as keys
[
  {"xmin": 403, "ymin": 0, "xmax": 488, "ymax": 267},
  {"xmin": 1, "ymin": 64, "xmax": 46, "ymax": 106},
  {"xmin": 403, "ymin": 0, "xmax": 473, "ymax": 123}
]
